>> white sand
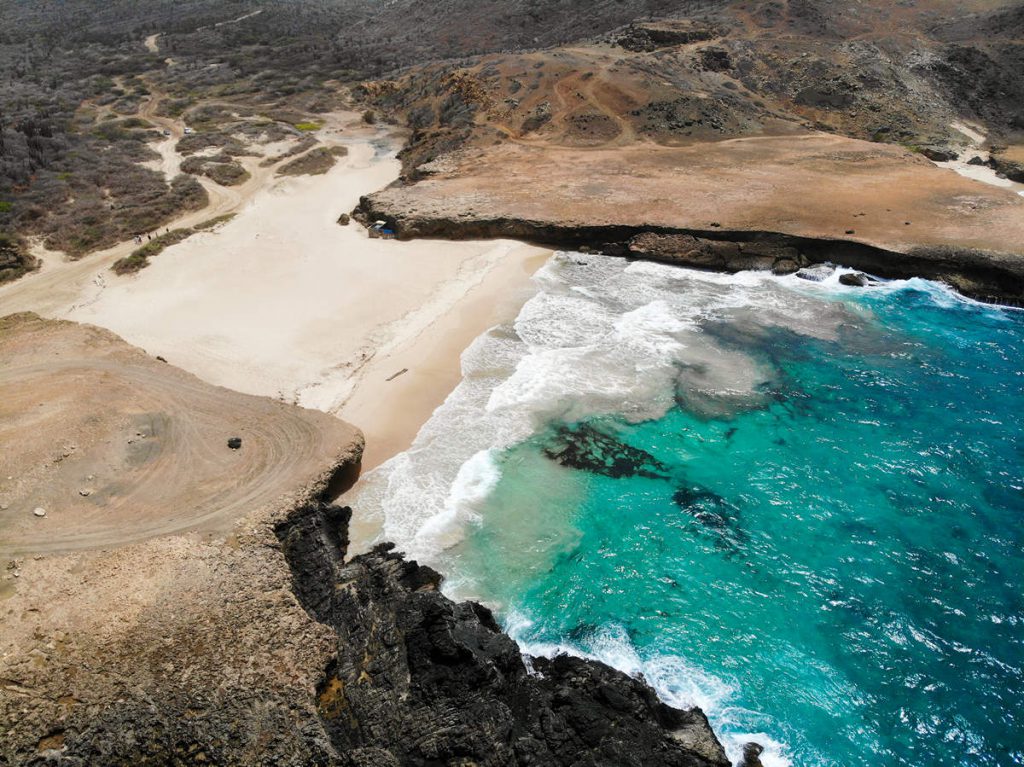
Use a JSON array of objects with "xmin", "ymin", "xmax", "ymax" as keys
[
  {"xmin": 935, "ymin": 121, "xmax": 1024, "ymax": 198},
  {"xmin": 3, "ymin": 116, "xmax": 549, "ymax": 472}
]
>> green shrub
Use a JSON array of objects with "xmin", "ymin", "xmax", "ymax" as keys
[{"xmin": 294, "ymin": 121, "xmax": 321, "ymax": 132}]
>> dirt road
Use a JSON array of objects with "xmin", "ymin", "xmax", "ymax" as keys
[{"xmin": 0, "ymin": 313, "xmax": 361, "ymax": 558}]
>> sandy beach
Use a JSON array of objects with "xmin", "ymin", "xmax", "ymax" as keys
[{"xmin": 0, "ymin": 113, "xmax": 549, "ymax": 479}]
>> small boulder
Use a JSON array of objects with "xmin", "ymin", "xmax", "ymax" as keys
[
  {"xmin": 918, "ymin": 145, "xmax": 958, "ymax": 162},
  {"xmin": 337, "ymin": 213, "xmax": 350, "ymax": 226},
  {"xmin": 966, "ymin": 155, "xmax": 988, "ymax": 167},
  {"xmin": 736, "ymin": 742, "xmax": 765, "ymax": 767},
  {"xmin": 33, "ymin": 507, "xmax": 46, "ymax": 517},
  {"xmin": 772, "ymin": 259, "xmax": 800, "ymax": 275},
  {"xmin": 227, "ymin": 437, "xmax": 243, "ymax": 450},
  {"xmin": 839, "ymin": 271, "xmax": 872, "ymax": 287},
  {"xmin": 79, "ymin": 488, "xmax": 93, "ymax": 497},
  {"xmin": 796, "ymin": 263, "xmax": 835, "ymax": 282}
]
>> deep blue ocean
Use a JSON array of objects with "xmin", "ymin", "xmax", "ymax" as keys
[{"xmin": 355, "ymin": 254, "xmax": 1024, "ymax": 766}]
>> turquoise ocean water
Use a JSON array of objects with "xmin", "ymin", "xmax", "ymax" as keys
[{"xmin": 354, "ymin": 254, "xmax": 1023, "ymax": 766}]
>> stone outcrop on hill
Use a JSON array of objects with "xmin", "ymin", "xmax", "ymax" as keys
[{"xmin": 2, "ymin": 490, "xmax": 733, "ymax": 765}]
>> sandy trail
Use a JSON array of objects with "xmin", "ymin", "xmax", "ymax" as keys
[
  {"xmin": 933, "ymin": 121, "xmax": 1024, "ymax": 197},
  {"xmin": 1, "ymin": 111, "xmax": 549, "ymax": 478}
]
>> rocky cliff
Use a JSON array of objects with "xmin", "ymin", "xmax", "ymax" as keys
[
  {"xmin": 2, "ymin": 492, "xmax": 734, "ymax": 766},
  {"xmin": 275, "ymin": 501, "xmax": 732, "ymax": 767}
]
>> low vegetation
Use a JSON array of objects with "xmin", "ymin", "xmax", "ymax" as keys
[
  {"xmin": 0, "ymin": 232, "xmax": 38, "ymax": 283},
  {"xmin": 276, "ymin": 146, "xmax": 347, "ymax": 176},
  {"xmin": 180, "ymin": 155, "xmax": 250, "ymax": 186},
  {"xmin": 111, "ymin": 213, "xmax": 235, "ymax": 274}
]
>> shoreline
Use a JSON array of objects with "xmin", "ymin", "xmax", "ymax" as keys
[{"xmin": 0, "ymin": 116, "xmax": 551, "ymax": 508}]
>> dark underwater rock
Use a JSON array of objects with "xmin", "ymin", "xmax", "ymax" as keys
[{"xmin": 542, "ymin": 423, "xmax": 671, "ymax": 479}]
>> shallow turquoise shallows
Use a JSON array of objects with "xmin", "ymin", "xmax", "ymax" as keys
[{"xmin": 439, "ymin": 267, "xmax": 1024, "ymax": 766}]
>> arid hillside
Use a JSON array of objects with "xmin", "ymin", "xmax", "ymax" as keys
[{"xmin": 350, "ymin": 0, "xmax": 1024, "ymax": 300}]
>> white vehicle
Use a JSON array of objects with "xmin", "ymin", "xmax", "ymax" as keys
[{"xmin": 183, "ymin": 127, "xmax": 193, "ymax": 135}]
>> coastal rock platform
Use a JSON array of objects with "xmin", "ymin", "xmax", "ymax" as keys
[{"xmin": 357, "ymin": 135, "xmax": 1024, "ymax": 303}]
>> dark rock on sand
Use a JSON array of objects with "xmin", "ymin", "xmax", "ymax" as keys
[
  {"xmin": 275, "ymin": 503, "xmax": 732, "ymax": 767},
  {"xmin": 227, "ymin": 436, "xmax": 242, "ymax": 449},
  {"xmin": 918, "ymin": 145, "xmax": 958, "ymax": 162},
  {"xmin": 990, "ymin": 153, "xmax": 1024, "ymax": 183}
]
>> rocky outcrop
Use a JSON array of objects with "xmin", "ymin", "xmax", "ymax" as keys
[
  {"xmin": 275, "ymin": 502, "xmax": 732, "ymax": 767},
  {"xmin": 990, "ymin": 151, "xmax": 1024, "ymax": 184},
  {"xmin": 353, "ymin": 198, "xmax": 1024, "ymax": 305},
  {"xmin": 613, "ymin": 21, "xmax": 722, "ymax": 52},
  {"xmin": 2, "ymin": 491, "xmax": 733, "ymax": 766}
]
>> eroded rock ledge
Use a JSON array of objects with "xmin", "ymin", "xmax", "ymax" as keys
[
  {"xmin": 4, "ymin": 494, "xmax": 734, "ymax": 766},
  {"xmin": 274, "ymin": 502, "xmax": 732, "ymax": 767},
  {"xmin": 354, "ymin": 198, "xmax": 1024, "ymax": 305}
]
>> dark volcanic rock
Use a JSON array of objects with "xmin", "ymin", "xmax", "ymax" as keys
[
  {"xmin": 616, "ymin": 20, "xmax": 721, "ymax": 52},
  {"xmin": 699, "ymin": 48, "xmax": 733, "ymax": 72},
  {"xmin": 737, "ymin": 741, "xmax": 765, "ymax": 767},
  {"xmin": 990, "ymin": 152, "xmax": 1024, "ymax": 183},
  {"xmin": 918, "ymin": 145, "xmax": 959, "ymax": 162},
  {"xmin": 276, "ymin": 503, "xmax": 732, "ymax": 767},
  {"xmin": 227, "ymin": 436, "xmax": 243, "ymax": 449},
  {"xmin": 796, "ymin": 263, "xmax": 835, "ymax": 282},
  {"xmin": 839, "ymin": 271, "xmax": 872, "ymax": 287}
]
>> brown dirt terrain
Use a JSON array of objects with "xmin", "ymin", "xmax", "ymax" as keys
[
  {"xmin": 0, "ymin": 312, "xmax": 362, "ymax": 558},
  {"xmin": 356, "ymin": 0, "xmax": 1024, "ymax": 300},
  {"xmin": 366, "ymin": 134, "xmax": 1024, "ymax": 253}
]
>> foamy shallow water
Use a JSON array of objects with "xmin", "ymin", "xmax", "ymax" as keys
[{"xmin": 353, "ymin": 254, "xmax": 1024, "ymax": 767}]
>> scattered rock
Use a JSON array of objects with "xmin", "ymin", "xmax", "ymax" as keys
[
  {"xmin": 796, "ymin": 263, "xmax": 835, "ymax": 282},
  {"xmin": 79, "ymin": 488, "xmax": 93, "ymax": 497},
  {"xmin": 966, "ymin": 155, "xmax": 988, "ymax": 167},
  {"xmin": 772, "ymin": 259, "xmax": 800, "ymax": 275},
  {"xmin": 155, "ymin": 355, "xmax": 168, "ymax": 363},
  {"xmin": 337, "ymin": 212, "xmax": 350, "ymax": 226},
  {"xmin": 33, "ymin": 507, "xmax": 46, "ymax": 517},
  {"xmin": 737, "ymin": 741, "xmax": 765, "ymax": 767},
  {"xmin": 845, "ymin": 229, "xmax": 856, "ymax": 234},
  {"xmin": 918, "ymin": 145, "xmax": 958, "ymax": 162},
  {"xmin": 227, "ymin": 437, "xmax": 243, "ymax": 450},
  {"xmin": 839, "ymin": 271, "xmax": 872, "ymax": 287},
  {"xmin": 0, "ymin": 503, "xmax": 9, "ymax": 510}
]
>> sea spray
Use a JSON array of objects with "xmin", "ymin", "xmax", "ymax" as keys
[{"xmin": 353, "ymin": 253, "xmax": 1024, "ymax": 767}]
